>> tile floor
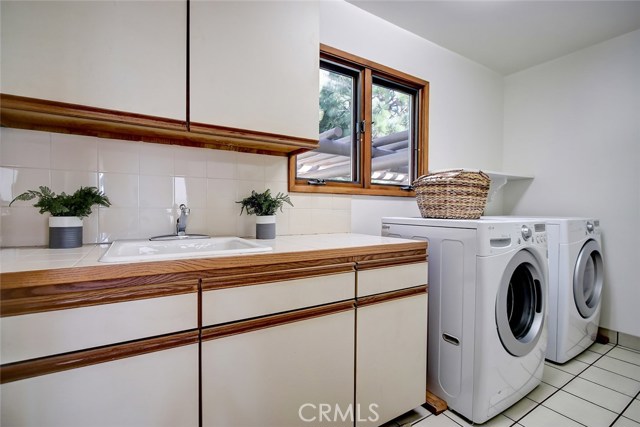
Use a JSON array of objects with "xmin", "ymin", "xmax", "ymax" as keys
[{"xmin": 386, "ymin": 343, "xmax": 640, "ymax": 427}]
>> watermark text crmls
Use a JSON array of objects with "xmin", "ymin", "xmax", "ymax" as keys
[{"xmin": 298, "ymin": 403, "xmax": 380, "ymax": 423}]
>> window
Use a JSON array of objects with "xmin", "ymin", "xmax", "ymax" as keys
[{"xmin": 289, "ymin": 44, "xmax": 429, "ymax": 197}]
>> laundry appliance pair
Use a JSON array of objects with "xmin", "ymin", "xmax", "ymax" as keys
[
  {"xmin": 486, "ymin": 216, "xmax": 604, "ymax": 364},
  {"xmin": 382, "ymin": 217, "xmax": 548, "ymax": 423}
]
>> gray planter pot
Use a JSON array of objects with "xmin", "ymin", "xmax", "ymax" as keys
[
  {"xmin": 256, "ymin": 215, "xmax": 276, "ymax": 239},
  {"xmin": 49, "ymin": 217, "xmax": 83, "ymax": 249}
]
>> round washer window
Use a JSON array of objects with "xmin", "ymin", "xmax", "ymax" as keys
[
  {"xmin": 574, "ymin": 239, "xmax": 603, "ymax": 319},
  {"xmin": 496, "ymin": 250, "xmax": 546, "ymax": 357}
]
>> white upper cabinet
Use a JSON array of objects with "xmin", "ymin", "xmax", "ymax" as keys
[
  {"xmin": 0, "ymin": 1, "xmax": 187, "ymax": 120},
  {"xmin": 190, "ymin": 1, "xmax": 319, "ymax": 139}
]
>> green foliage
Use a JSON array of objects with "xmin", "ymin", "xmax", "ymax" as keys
[
  {"xmin": 319, "ymin": 68, "xmax": 411, "ymax": 138},
  {"xmin": 9, "ymin": 186, "xmax": 111, "ymax": 218},
  {"xmin": 319, "ymin": 69, "xmax": 353, "ymax": 135},
  {"xmin": 371, "ymin": 85, "xmax": 411, "ymax": 139},
  {"xmin": 237, "ymin": 189, "xmax": 293, "ymax": 216}
]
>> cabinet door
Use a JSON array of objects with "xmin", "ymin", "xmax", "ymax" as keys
[
  {"xmin": 202, "ymin": 305, "xmax": 355, "ymax": 427},
  {"xmin": 356, "ymin": 292, "xmax": 428, "ymax": 426},
  {"xmin": 1, "ymin": 341, "xmax": 199, "ymax": 427},
  {"xmin": 0, "ymin": 1, "xmax": 186, "ymax": 120},
  {"xmin": 190, "ymin": 1, "xmax": 318, "ymax": 139}
]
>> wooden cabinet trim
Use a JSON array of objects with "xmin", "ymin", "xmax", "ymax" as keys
[
  {"xmin": 201, "ymin": 263, "xmax": 354, "ymax": 291},
  {"xmin": 0, "ymin": 243, "xmax": 425, "ymax": 288},
  {"xmin": 189, "ymin": 122, "xmax": 317, "ymax": 152},
  {"xmin": 355, "ymin": 254, "xmax": 427, "ymax": 270},
  {"xmin": 201, "ymin": 300, "xmax": 355, "ymax": 342},
  {"xmin": 0, "ymin": 330, "xmax": 199, "ymax": 384},
  {"xmin": 0, "ymin": 94, "xmax": 318, "ymax": 156},
  {"xmin": 1, "ymin": 278, "xmax": 198, "ymax": 318},
  {"xmin": 1, "ymin": 243, "xmax": 426, "ymax": 316},
  {"xmin": 357, "ymin": 285, "xmax": 427, "ymax": 308}
]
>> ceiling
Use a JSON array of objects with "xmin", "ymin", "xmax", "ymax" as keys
[{"xmin": 347, "ymin": 0, "xmax": 640, "ymax": 75}]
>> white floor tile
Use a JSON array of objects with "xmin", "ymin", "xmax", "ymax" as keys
[
  {"xmin": 576, "ymin": 349, "xmax": 602, "ymax": 365},
  {"xmin": 394, "ymin": 406, "xmax": 431, "ymax": 425},
  {"xmin": 595, "ymin": 356, "xmax": 640, "ymax": 381},
  {"xmin": 579, "ymin": 365, "xmax": 640, "ymax": 397},
  {"xmin": 609, "ymin": 347, "xmax": 640, "ymax": 367},
  {"xmin": 543, "ymin": 390, "xmax": 618, "ymax": 427},
  {"xmin": 614, "ymin": 416, "xmax": 640, "ymax": 427},
  {"xmin": 526, "ymin": 382, "xmax": 558, "ymax": 403},
  {"xmin": 624, "ymin": 400, "xmax": 640, "ymax": 423},
  {"xmin": 542, "ymin": 364, "xmax": 574, "ymax": 388},
  {"xmin": 546, "ymin": 359, "xmax": 589, "ymax": 376},
  {"xmin": 519, "ymin": 405, "xmax": 583, "ymax": 427},
  {"xmin": 503, "ymin": 397, "xmax": 537, "ymax": 422},
  {"xmin": 589, "ymin": 342, "xmax": 615, "ymax": 355},
  {"xmin": 412, "ymin": 413, "xmax": 458, "ymax": 427},
  {"xmin": 444, "ymin": 410, "xmax": 512, "ymax": 427},
  {"xmin": 563, "ymin": 376, "xmax": 633, "ymax": 413}
]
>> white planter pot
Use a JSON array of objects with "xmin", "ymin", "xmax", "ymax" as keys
[
  {"xmin": 256, "ymin": 215, "xmax": 276, "ymax": 239},
  {"xmin": 49, "ymin": 216, "xmax": 83, "ymax": 248}
]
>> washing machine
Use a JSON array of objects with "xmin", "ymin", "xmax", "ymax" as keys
[
  {"xmin": 485, "ymin": 217, "xmax": 604, "ymax": 363},
  {"xmin": 381, "ymin": 217, "xmax": 548, "ymax": 424}
]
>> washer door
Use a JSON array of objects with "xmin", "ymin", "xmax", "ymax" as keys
[
  {"xmin": 496, "ymin": 250, "xmax": 546, "ymax": 357},
  {"xmin": 574, "ymin": 239, "xmax": 604, "ymax": 319}
]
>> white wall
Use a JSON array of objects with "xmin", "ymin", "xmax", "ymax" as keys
[
  {"xmin": 502, "ymin": 30, "xmax": 640, "ymax": 336},
  {"xmin": 319, "ymin": 1, "xmax": 505, "ymax": 235}
]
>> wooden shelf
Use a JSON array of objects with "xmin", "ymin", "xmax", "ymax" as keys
[{"xmin": 0, "ymin": 94, "xmax": 318, "ymax": 156}]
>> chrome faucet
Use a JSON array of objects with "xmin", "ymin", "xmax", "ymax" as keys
[{"xmin": 176, "ymin": 204, "xmax": 190, "ymax": 236}]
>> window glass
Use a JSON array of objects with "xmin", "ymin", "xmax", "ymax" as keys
[
  {"xmin": 289, "ymin": 45, "xmax": 429, "ymax": 197},
  {"xmin": 370, "ymin": 82, "xmax": 413, "ymax": 186},
  {"xmin": 296, "ymin": 66, "xmax": 357, "ymax": 182}
]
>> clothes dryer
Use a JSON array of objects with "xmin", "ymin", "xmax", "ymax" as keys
[
  {"xmin": 382, "ymin": 218, "xmax": 548, "ymax": 423},
  {"xmin": 485, "ymin": 217, "xmax": 603, "ymax": 363}
]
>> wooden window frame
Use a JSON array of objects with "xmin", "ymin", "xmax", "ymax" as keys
[{"xmin": 289, "ymin": 44, "xmax": 429, "ymax": 197}]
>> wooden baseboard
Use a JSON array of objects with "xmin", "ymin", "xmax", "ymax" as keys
[{"xmin": 424, "ymin": 390, "xmax": 447, "ymax": 415}]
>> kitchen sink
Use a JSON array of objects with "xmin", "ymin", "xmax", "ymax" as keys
[{"xmin": 99, "ymin": 237, "xmax": 272, "ymax": 263}]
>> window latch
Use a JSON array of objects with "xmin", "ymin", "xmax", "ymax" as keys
[
  {"xmin": 307, "ymin": 179, "xmax": 326, "ymax": 186},
  {"xmin": 401, "ymin": 185, "xmax": 414, "ymax": 191},
  {"xmin": 358, "ymin": 120, "xmax": 366, "ymax": 134}
]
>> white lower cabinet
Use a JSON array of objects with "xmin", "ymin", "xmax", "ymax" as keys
[
  {"xmin": 1, "ymin": 343, "xmax": 199, "ymax": 427},
  {"xmin": 202, "ymin": 308, "xmax": 355, "ymax": 427},
  {"xmin": 356, "ymin": 293, "xmax": 428, "ymax": 426}
]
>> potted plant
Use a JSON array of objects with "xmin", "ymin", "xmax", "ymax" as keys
[
  {"xmin": 237, "ymin": 189, "xmax": 293, "ymax": 239},
  {"xmin": 9, "ymin": 186, "xmax": 111, "ymax": 249}
]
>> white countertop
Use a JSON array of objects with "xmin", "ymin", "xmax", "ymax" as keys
[{"xmin": 0, "ymin": 233, "xmax": 419, "ymax": 274}]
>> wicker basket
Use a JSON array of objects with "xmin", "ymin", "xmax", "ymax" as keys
[{"xmin": 413, "ymin": 170, "xmax": 491, "ymax": 219}]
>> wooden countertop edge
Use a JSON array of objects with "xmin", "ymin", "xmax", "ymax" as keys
[{"xmin": 0, "ymin": 242, "xmax": 427, "ymax": 288}]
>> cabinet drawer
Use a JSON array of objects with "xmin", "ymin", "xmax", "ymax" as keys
[
  {"xmin": 1, "ymin": 339, "xmax": 199, "ymax": 427},
  {"xmin": 202, "ymin": 272, "xmax": 355, "ymax": 327},
  {"xmin": 357, "ymin": 262, "xmax": 427, "ymax": 297},
  {"xmin": 356, "ymin": 291, "xmax": 428, "ymax": 426},
  {"xmin": 202, "ymin": 305, "xmax": 354, "ymax": 427},
  {"xmin": 1, "ymin": 293, "xmax": 198, "ymax": 364}
]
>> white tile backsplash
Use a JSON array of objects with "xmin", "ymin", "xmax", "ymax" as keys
[
  {"xmin": 0, "ymin": 128, "xmax": 51, "ymax": 168},
  {"xmin": 139, "ymin": 175, "xmax": 173, "ymax": 208},
  {"xmin": 51, "ymin": 133, "xmax": 98, "ymax": 171},
  {"xmin": 99, "ymin": 173, "xmax": 139, "ymax": 208},
  {"xmin": 0, "ymin": 129, "xmax": 352, "ymax": 247},
  {"xmin": 236, "ymin": 153, "xmax": 265, "ymax": 181},
  {"xmin": 98, "ymin": 139, "xmax": 139, "ymax": 174},
  {"xmin": 174, "ymin": 145, "xmax": 207, "ymax": 177},
  {"xmin": 51, "ymin": 171, "xmax": 98, "ymax": 195},
  {"xmin": 207, "ymin": 150, "xmax": 237, "ymax": 179},
  {"xmin": 175, "ymin": 176, "xmax": 207, "ymax": 209},
  {"xmin": 139, "ymin": 143, "xmax": 174, "ymax": 176}
]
